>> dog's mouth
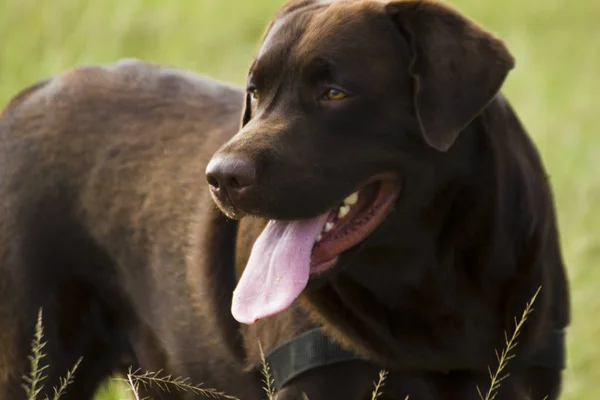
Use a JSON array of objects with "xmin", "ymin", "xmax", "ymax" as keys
[
  {"xmin": 310, "ymin": 177, "xmax": 400, "ymax": 275},
  {"xmin": 231, "ymin": 174, "xmax": 400, "ymax": 325}
]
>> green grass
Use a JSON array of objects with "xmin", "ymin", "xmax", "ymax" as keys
[{"xmin": 2, "ymin": 0, "xmax": 598, "ymax": 399}]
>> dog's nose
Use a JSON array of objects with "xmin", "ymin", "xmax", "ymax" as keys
[{"xmin": 205, "ymin": 155, "xmax": 257, "ymax": 201}]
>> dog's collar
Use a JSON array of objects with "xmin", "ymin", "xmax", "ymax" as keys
[
  {"xmin": 264, "ymin": 328, "xmax": 359, "ymax": 389},
  {"xmin": 263, "ymin": 327, "xmax": 566, "ymax": 390}
]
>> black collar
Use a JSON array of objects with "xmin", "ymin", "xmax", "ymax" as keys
[
  {"xmin": 264, "ymin": 327, "xmax": 566, "ymax": 390},
  {"xmin": 264, "ymin": 328, "xmax": 360, "ymax": 388}
]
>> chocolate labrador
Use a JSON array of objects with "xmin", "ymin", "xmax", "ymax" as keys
[{"xmin": 0, "ymin": 0, "xmax": 569, "ymax": 399}]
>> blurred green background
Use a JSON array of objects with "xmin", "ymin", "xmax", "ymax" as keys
[{"xmin": 1, "ymin": 0, "xmax": 598, "ymax": 399}]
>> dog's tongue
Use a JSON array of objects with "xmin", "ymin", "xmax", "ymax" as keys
[{"xmin": 231, "ymin": 212, "xmax": 330, "ymax": 324}]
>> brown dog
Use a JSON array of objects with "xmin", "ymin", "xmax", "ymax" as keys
[{"xmin": 0, "ymin": 0, "xmax": 569, "ymax": 399}]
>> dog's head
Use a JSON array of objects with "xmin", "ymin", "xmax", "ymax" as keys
[{"xmin": 206, "ymin": 0, "xmax": 514, "ymax": 325}]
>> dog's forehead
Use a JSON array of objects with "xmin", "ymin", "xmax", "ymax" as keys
[{"xmin": 258, "ymin": 1, "xmax": 395, "ymax": 64}]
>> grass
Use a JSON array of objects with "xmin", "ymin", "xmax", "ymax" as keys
[
  {"xmin": 23, "ymin": 308, "xmax": 394, "ymax": 400},
  {"xmin": 23, "ymin": 289, "xmax": 540, "ymax": 400},
  {"xmin": 21, "ymin": 311, "xmax": 82, "ymax": 400},
  {"xmin": 1, "ymin": 0, "xmax": 598, "ymax": 399},
  {"xmin": 477, "ymin": 288, "xmax": 542, "ymax": 400}
]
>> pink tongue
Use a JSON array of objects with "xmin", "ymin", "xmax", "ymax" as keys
[{"xmin": 231, "ymin": 212, "xmax": 330, "ymax": 324}]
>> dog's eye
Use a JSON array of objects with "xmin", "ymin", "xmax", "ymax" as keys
[
  {"xmin": 248, "ymin": 88, "xmax": 259, "ymax": 102},
  {"xmin": 322, "ymin": 88, "xmax": 347, "ymax": 101}
]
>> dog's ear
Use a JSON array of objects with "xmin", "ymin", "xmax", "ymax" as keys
[{"xmin": 385, "ymin": 1, "xmax": 515, "ymax": 152}]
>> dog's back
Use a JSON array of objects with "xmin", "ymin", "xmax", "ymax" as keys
[{"xmin": 0, "ymin": 59, "xmax": 262, "ymax": 399}]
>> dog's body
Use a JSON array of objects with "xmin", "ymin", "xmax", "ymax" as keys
[
  {"xmin": 0, "ymin": 61, "xmax": 265, "ymax": 399},
  {"xmin": 0, "ymin": 1, "xmax": 569, "ymax": 399}
]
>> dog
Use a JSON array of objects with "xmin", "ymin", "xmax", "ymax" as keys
[{"xmin": 0, "ymin": 0, "xmax": 570, "ymax": 399}]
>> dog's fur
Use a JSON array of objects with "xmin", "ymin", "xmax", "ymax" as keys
[{"xmin": 0, "ymin": 1, "xmax": 569, "ymax": 399}]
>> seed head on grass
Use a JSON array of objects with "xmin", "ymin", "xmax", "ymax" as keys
[
  {"xmin": 371, "ymin": 369, "xmax": 388, "ymax": 400},
  {"xmin": 22, "ymin": 309, "xmax": 49, "ymax": 400},
  {"xmin": 125, "ymin": 371, "xmax": 143, "ymax": 400},
  {"xmin": 258, "ymin": 341, "xmax": 275, "ymax": 400},
  {"xmin": 45, "ymin": 357, "xmax": 82, "ymax": 400},
  {"xmin": 477, "ymin": 286, "xmax": 541, "ymax": 400},
  {"xmin": 21, "ymin": 308, "xmax": 83, "ymax": 400},
  {"xmin": 123, "ymin": 367, "xmax": 241, "ymax": 400}
]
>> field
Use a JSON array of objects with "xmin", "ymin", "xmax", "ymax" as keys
[{"xmin": 1, "ymin": 0, "xmax": 598, "ymax": 399}]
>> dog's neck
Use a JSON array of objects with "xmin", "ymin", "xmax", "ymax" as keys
[{"xmin": 234, "ymin": 112, "xmax": 496, "ymax": 370}]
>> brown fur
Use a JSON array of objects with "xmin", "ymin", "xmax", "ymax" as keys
[
  {"xmin": 0, "ymin": 60, "xmax": 263, "ymax": 399},
  {"xmin": 0, "ymin": 230, "xmax": 18, "ymax": 388},
  {"xmin": 0, "ymin": 0, "xmax": 570, "ymax": 399}
]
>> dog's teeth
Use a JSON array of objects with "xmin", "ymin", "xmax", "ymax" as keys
[
  {"xmin": 316, "ymin": 234, "xmax": 323, "ymax": 242},
  {"xmin": 324, "ymin": 222, "xmax": 334, "ymax": 232},
  {"xmin": 337, "ymin": 205, "xmax": 351, "ymax": 219},
  {"xmin": 343, "ymin": 192, "xmax": 359, "ymax": 205}
]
